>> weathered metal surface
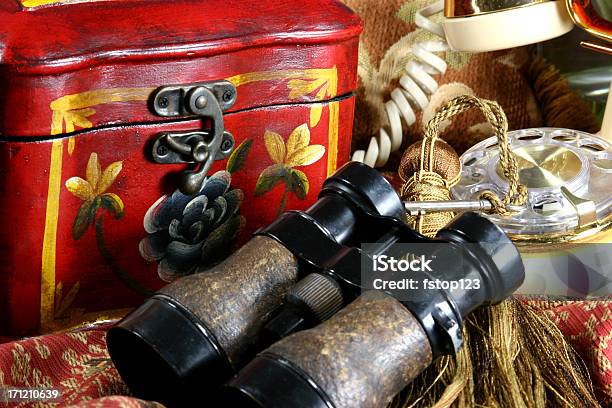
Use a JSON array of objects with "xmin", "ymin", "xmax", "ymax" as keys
[
  {"xmin": 161, "ymin": 235, "xmax": 299, "ymax": 368},
  {"xmin": 267, "ymin": 291, "xmax": 433, "ymax": 408}
]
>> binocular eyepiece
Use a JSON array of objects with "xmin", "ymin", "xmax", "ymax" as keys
[{"xmin": 106, "ymin": 162, "xmax": 524, "ymax": 408}]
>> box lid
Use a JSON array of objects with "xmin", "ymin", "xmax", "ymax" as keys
[
  {"xmin": 1, "ymin": 0, "xmax": 360, "ymax": 74},
  {"xmin": 0, "ymin": 0, "xmax": 360, "ymax": 136}
]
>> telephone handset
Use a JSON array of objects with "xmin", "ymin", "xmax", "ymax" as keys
[{"xmin": 352, "ymin": 0, "xmax": 612, "ymax": 168}]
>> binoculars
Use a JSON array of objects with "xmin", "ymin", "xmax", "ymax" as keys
[{"xmin": 107, "ymin": 162, "xmax": 524, "ymax": 408}]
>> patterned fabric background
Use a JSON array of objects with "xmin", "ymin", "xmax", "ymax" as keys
[
  {"xmin": 0, "ymin": 299, "xmax": 610, "ymax": 407},
  {"xmin": 0, "ymin": 329, "xmax": 124, "ymax": 407},
  {"xmin": 525, "ymin": 299, "xmax": 612, "ymax": 403},
  {"xmin": 341, "ymin": 0, "xmax": 543, "ymax": 159},
  {"xmin": 0, "ymin": 1, "xmax": 609, "ymax": 407}
]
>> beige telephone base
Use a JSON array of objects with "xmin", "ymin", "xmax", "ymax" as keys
[{"xmin": 443, "ymin": 1, "xmax": 574, "ymax": 52}]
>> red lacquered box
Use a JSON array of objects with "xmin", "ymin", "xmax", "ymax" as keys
[{"xmin": 0, "ymin": 0, "xmax": 360, "ymax": 336}]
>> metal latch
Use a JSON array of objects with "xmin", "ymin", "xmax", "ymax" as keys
[{"xmin": 151, "ymin": 80, "xmax": 237, "ymax": 195}]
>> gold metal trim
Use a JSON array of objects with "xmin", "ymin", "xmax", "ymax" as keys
[
  {"xmin": 580, "ymin": 41, "xmax": 612, "ymax": 55},
  {"xmin": 566, "ymin": 0, "xmax": 612, "ymax": 43},
  {"xmin": 509, "ymin": 214, "xmax": 612, "ymax": 248},
  {"xmin": 495, "ymin": 145, "xmax": 582, "ymax": 189},
  {"xmin": 445, "ymin": 0, "xmax": 550, "ymax": 18}
]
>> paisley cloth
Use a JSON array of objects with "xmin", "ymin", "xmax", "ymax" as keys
[
  {"xmin": 0, "ymin": 299, "xmax": 610, "ymax": 407},
  {"xmin": 0, "ymin": 2, "xmax": 607, "ymax": 406}
]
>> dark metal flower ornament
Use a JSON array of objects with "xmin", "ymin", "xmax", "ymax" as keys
[{"xmin": 139, "ymin": 170, "xmax": 245, "ymax": 282}]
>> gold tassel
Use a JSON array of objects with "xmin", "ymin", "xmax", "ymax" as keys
[
  {"xmin": 395, "ymin": 95, "xmax": 601, "ymax": 407},
  {"xmin": 525, "ymin": 57, "xmax": 600, "ymax": 133},
  {"xmin": 394, "ymin": 300, "xmax": 600, "ymax": 407}
]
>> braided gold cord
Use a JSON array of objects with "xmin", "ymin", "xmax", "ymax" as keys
[
  {"xmin": 396, "ymin": 98, "xmax": 599, "ymax": 408},
  {"xmin": 423, "ymin": 95, "xmax": 528, "ymax": 213},
  {"xmin": 401, "ymin": 171, "xmax": 455, "ymax": 236},
  {"xmin": 402, "ymin": 95, "xmax": 528, "ymax": 235}
]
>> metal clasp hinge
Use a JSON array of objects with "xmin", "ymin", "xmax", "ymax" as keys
[{"xmin": 150, "ymin": 80, "xmax": 237, "ymax": 195}]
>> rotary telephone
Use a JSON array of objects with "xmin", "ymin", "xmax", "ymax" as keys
[{"xmin": 352, "ymin": 0, "xmax": 612, "ymax": 168}]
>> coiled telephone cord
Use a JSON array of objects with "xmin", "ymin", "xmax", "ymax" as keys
[{"xmin": 352, "ymin": 1, "xmax": 448, "ymax": 167}]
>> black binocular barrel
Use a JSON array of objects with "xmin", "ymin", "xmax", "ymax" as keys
[
  {"xmin": 106, "ymin": 162, "xmax": 405, "ymax": 407},
  {"xmin": 106, "ymin": 236, "xmax": 297, "ymax": 406},
  {"xmin": 435, "ymin": 211, "xmax": 525, "ymax": 317},
  {"xmin": 224, "ymin": 291, "xmax": 432, "ymax": 408},
  {"xmin": 223, "ymin": 212, "xmax": 525, "ymax": 408}
]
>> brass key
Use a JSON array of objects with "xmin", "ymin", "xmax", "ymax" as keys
[{"xmin": 403, "ymin": 199, "xmax": 494, "ymax": 216}]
